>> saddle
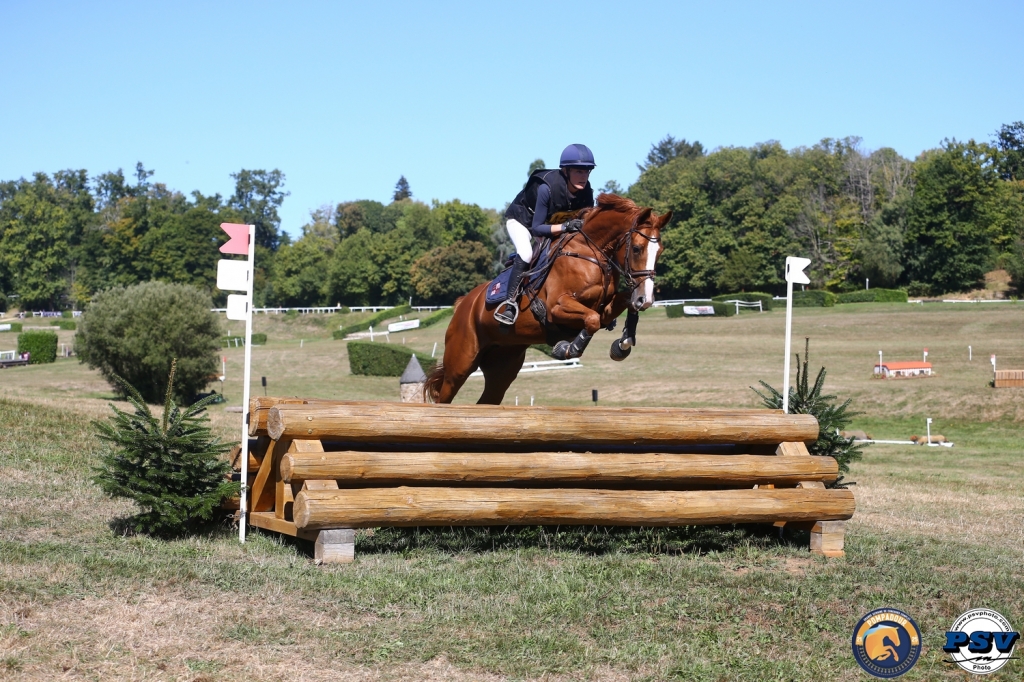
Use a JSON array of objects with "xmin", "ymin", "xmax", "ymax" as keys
[{"xmin": 484, "ymin": 239, "xmax": 558, "ymax": 307}]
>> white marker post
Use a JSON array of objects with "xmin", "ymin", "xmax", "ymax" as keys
[
  {"xmin": 926, "ymin": 418, "xmax": 933, "ymax": 446},
  {"xmin": 782, "ymin": 257, "xmax": 811, "ymax": 414},
  {"xmin": 217, "ymin": 223, "xmax": 256, "ymax": 543}
]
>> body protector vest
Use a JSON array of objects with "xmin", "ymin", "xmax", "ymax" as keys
[{"xmin": 505, "ymin": 169, "xmax": 594, "ymax": 229}]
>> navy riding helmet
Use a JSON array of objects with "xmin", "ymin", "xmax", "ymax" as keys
[{"xmin": 559, "ymin": 143, "xmax": 596, "ymax": 168}]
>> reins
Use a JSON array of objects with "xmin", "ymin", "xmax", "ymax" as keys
[{"xmin": 558, "ymin": 210, "xmax": 659, "ymax": 296}]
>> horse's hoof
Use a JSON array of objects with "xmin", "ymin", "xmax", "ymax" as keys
[
  {"xmin": 609, "ymin": 340, "xmax": 632, "ymax": 361},
  {"xmin": 551, "ymin": 341, "xmax": 571, "ymax": 361}
]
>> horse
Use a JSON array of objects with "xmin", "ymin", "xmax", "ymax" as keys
[{"xmin": 424, "ymin": 194, "xmax": 672, "ymax": 404}]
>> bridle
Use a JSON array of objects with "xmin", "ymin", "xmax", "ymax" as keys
[{"xmin": 557, "ymin": 211, "xmax": 660, "ymax": 300}]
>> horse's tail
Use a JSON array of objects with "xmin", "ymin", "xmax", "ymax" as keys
[{"xmin": 423, "ymin": 362, "xmax": 444, "ymax": 403}]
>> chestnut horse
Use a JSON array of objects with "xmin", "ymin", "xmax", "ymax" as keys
[{"xmin": 424, "ymin": 194, "xmax": 671, "ymax": 404}]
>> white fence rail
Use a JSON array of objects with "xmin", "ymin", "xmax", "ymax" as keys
[
  {"xmin": 470, "ymin": 358, "xmax": 582, "ymax": 377},
  {"xmin": 211, "ymin": 305, "xmax": 451, "ymax": 315}
]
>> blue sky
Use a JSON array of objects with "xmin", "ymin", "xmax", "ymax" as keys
[{"xmin": 2, "ymin": 1, "xmax": 1022, "ymax": 238}]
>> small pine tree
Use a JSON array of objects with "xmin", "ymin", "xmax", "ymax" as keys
[
  {"xmin": 752, "ymin": 339, "xmax": 865, "ymax": 488},
  {"xmin": 393, "ymin": 175, "xmax": 412, "ymax": 201},
  {"xmin": 92, "ymin": 360, "xmax": 237, "ymax": 536}
]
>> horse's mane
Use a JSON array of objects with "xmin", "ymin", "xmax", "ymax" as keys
[{"xmin": 550, "ymin": 194, "xmax": 640, "ymax": 225}]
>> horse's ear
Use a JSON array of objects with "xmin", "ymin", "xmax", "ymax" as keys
[
  {"xmin": 636, "ymin": 207, "xmax": 652, "ymax": 225},
  {"xmin": 656, "ymin": 210, "xmax": 673, "ymax": 229}
]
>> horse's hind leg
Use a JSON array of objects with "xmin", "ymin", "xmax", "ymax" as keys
[{"xmin": 476, "ymin": 345, "xmax": 527, "ymax": 405}]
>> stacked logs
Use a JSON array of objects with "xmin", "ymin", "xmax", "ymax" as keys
[{"xmin": 235, "ymin": 398, "xmax": 854, "ymax": 556}]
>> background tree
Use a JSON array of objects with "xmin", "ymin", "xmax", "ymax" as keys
[
  {"xmin": 995, "ymin": 121, "xmax": 1024, "ymax": 182},
  {"xmin": 229, "ymin": 169, "xmax": 289, "ymax": 251},
  {"xmin": 75, "ymin": 281, "xmax": 221, "ymax": 404},
  {"xmin": 638, "ymin": 135, "xmax": 705, "ymax": 171},
  {"xmin": 0, "ymin": 170, "xmax": 93, "ymax": 309},
  {"xmin": 527, "ymin": 158, "xmax": 546, "ymax": 175},
  {"xmin": 903, "ymin": 140, "xmax": 1002, "ymax": 294},
  {"xmin": 393, "ymin": 175, "xmax": 412, "ymax": 201},
  {"xmin": 410, "ymin": 241, "xmax": 493, "ymax": 304}
]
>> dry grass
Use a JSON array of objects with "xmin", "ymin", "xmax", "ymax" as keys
[{"xmin": 2, "ymin": 302, "xmax": 1023, "ymax": 680}]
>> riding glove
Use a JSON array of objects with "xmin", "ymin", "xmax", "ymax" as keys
[{"xmin": 562, "ymin": 219, "xmax": 583, "ymax": 233}]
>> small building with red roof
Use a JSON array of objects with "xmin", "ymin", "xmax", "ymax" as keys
[{"xmin": 874, "ymin": 361, "xmax": 932, "ymax": 378}]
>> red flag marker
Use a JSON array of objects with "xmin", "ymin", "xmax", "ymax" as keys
[{"xmin": 220, "ymin": 223, "xmax": 250, "ymax": 255}]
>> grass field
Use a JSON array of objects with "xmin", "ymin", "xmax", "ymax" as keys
[{"xmin": 1, "ymin": 302, "xmax": 1022, "ymax": 680}]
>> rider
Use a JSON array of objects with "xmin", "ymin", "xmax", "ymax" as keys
[{"xmin": 494, "ymin": 143, "xmax": 597, "ymax": 325}]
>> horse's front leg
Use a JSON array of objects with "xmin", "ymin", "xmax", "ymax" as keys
[
  {"xmin": 548, "ymin": 294, "xmax": 602, "ymax": 360},
  {"xmin": 609, "ymin": 309, "xmax": 640, "ymax": 361},
  {"xmin": 599, "ymin": 293, "xmax": 638, "ymax": 362}
]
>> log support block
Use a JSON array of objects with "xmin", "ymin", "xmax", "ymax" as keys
[
  {"xmin": 315, "ymin": 529, "xmax": 355, "ymax": 565},
  {"xmin": 810, "ymin": 520, "xmax": 846, "ymax": 558}
]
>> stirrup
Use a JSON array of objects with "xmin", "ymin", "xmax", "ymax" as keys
[{"xmin": 493, "ymin": 300, "xmax": 520, "ymax": 326}]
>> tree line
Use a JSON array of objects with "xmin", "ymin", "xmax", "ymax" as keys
[
  {"xmin": 0, "ymin": 165, "xmax": 508, "ymax": 310},
  {"xmin": 630, "ymin": 123, "xmax": 1024, "ymax": 296},
  {"xmin": 1, "ymin": 123, "xmax": 1022, "ymax": 311}
]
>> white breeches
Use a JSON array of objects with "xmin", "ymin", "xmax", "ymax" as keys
[{"xmin": 506, "ymin": 218, "xmax": 534, "ymax": 262}]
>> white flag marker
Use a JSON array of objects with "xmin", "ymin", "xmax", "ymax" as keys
[
  {"xmin": 783, "ymin": 256, "xmax": 811, "ymax": 414},
  {"xmin": 217, "ymin": 223, "xmax": 256, "ymax": 543}
]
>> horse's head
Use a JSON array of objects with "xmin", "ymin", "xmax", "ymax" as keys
[{"xmin": 622, "ymin": 206, "xmax": 672, "ymax": 311}]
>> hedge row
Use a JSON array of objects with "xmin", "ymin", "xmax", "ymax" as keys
[
  {"xmin": 56, "ymin": 320, "xmax": 76, "ymax": 330},
  {"xmin": 419, "ymin": 307, "xmax": 455, "ymax": 328},
  {"xmin": 792, "ymin": 290, "xmax": 838, "ymax": 307},
  {"xmin": 347, "ymin": 341, "xmax": 438, "ymax": 376},
  {"xmin": 0, "ymin": 322, "xmax": 22, "ymax": 333},
  {"xmin": 17, "ymin": 331, "xmax": 58, "ymax": 364},
  {"xmin": 341, "ymin": 304, "xmax": 414, "ymax": 335},
  {"xmin": 711, "ymin": 292, "xmax": 774, "ymax": 311},
  {"xmin": 837, "ymin": 288, "xmax": 908, "ymax": 304}
]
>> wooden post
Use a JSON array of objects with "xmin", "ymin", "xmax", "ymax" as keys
[
  {"xmin": 315, "ymin": 529, "xmax": 355, "ymax": 564},
  {"xmin": 776, "ymin": 441, "xmax": 850, "ymax": 557}
]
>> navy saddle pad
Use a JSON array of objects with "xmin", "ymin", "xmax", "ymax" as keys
[{"xmin": 484, "ymin": 243, "xmax": 557, "ymax": 306}]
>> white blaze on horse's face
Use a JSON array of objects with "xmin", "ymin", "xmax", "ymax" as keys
[{"xmin": 643, "ymin": 239, "xmax": 659, "ymax": 307}]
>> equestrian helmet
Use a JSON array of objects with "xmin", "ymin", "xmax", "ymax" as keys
[{"xmin": 559, "ymin": 143, "xmax": 596, "ymax": 168}]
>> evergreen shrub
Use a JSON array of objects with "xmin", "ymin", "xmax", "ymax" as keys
[
  {"xmin": 419, "ymin": 307, "xmax": 455, "ymax": 328},
  {"xmin": 347, "ymin": 341, "xmax": 437, "ymax": 376},
  {"xmin": 62, "ymin": 310, "xmax": 74, "ymax": 318},
  {"xmin": 1, "ymin": 322, "xmax": 23, "ymax": 333},
  {"xmin": 711, "ymin": 292, "xmax": 774, "ymax": 311},
  {"xmin": 251, "ymin": 333, "xmax": 267, "ymax": 345},
  {"xmin": 792, "ymin": 290, "xmax": 838, "ymax": 307},
  {"xmin": 332, "ymin": 330, "xmax": 346, "ymax": 340},
  {"xmin": 75, "ymin": 281, "xmax": 220, "ymax": 404},
  {"xmin": 752, "ymin": 339, "xmax": 864, "ymax": 488},
  {"xmin": 56, "ymin": 320, "xmax": 76, "ymax": 330},
  {"xmin": 92, "ymin": 361, "xmax": 236, "ymax": 537},
  {"xmin": 17, "ymin": 331, "xmax": 58, "ymax": 364},
  {"xmin": 837, "ymin": 288, "xmax": 908, "ymax": 304}
]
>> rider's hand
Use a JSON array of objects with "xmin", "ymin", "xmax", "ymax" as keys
[{"xmin": 562, "ymin": 219, "xmax": 583, "ymax": 233}]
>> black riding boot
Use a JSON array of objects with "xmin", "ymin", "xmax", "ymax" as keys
[{"xmin": 494, "ymin": 255, "xmax": 529, "ymax": 325}]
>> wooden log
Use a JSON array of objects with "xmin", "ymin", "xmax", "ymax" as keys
[
  {"xmin": 249, "ymin": 397, "xmax": 323, "ymax": 436},
  {"xmin": 293, "ymin": 486, "xmax": 855, "ymax": 529},
  {"xmin": 268, "ymin": 402, "xmax": 818, "ymax": 446},
  {"xmin": 281, "ymin": 451, "xmax": 838, "ymax": 486}
]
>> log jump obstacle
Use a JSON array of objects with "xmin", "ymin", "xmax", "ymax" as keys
[{"xmin": 231, "ymin": 397, "xmax": 855, "ymax": 563}]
